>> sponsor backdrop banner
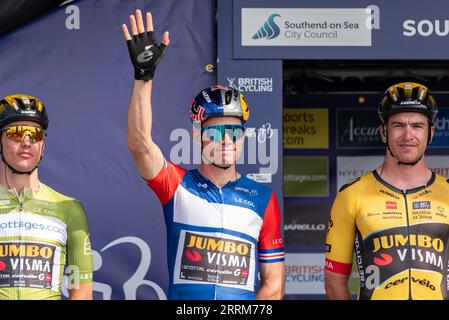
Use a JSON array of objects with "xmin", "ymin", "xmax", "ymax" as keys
[
  {"xmin": 337, "ymin": 109, "xmax": 383, "ymax": 149},
  {"xmin": 284, "ymin": 157, "xmax": 329, "ymax": 197},
  {"xmin": 285, "ymin": 253, "xmax": 325, "ymax": 295},
  {"xmin": 0, "ymin": 0, "xmax": 217, "ymax": 299},
  {"xmin": 217, "ymin": 59, "xmax": 283, "ymax": 209},
  {"xmin": 283, "ymin": 109, "xmax": 329, "ymax": 149},
  {"xmin": 283, "ymin": 93, "xmax": 449, "ymax": 299},
  {"xmin": 234, "ymin": 0, "xmax": 449, "ymax": 59},
  {"xmin": 430, "ymin": 108, "xmax": 449, "ymax": 148},
  {"xmin": 337, "ymin": 156, "xmax": 384, "ymax": 191},
  {"xmin": 284, "ymin": 203, "xmax": 329, "ymax": 246},
  {"xmin": 218, "ymin": 0, "xmax": 449, "ymax": 299},
  {"xmin": 426, "ymin": 156, "xmax": 449, "ymax": 178}
]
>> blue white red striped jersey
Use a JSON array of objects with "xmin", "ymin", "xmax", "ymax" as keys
[{"xmin": 146, "ymin": 161, "xmax": 284, "ymax": 300}]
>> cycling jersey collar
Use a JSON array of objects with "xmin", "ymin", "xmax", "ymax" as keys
[
  {"xmin": 372, "ymin": 169, "xmax": 435, "ymax": 194},
  {"xmin": 192, "ymin": 168, "xmax": 242, "ymax": 190}
]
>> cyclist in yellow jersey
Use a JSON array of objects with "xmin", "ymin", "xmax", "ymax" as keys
[
  {"xmin": 325, "ymin": 82, "xmax": 449, "ymax": 300},
  {"xmin": 0, "ymin": 94, "xmax": 93, "ymax": 299}
]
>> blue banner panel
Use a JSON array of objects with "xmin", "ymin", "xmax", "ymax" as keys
[
  {"xmin": 0, "ymin": 0, "xmax": 216, "ymax": 299},
  {"xmin": 430, "ymin": 108, "xmax": 449, "ymax": 148},
  {"xmin": 234, "ymin": 0, "xmax": 449, "ymax": 60},
  {"xmin": 217, "ymin": 59, "xmax": 283, "ymax": 214},
  {"xmin": 337, "ymin": 109, "xmax": 383, "ymax": 149}
]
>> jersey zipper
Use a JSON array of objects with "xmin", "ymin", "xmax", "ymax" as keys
[
  {"xmin": 18, "ymin": 194, "xmax": 24, "ymax": 300},
  {"xmin": 402, "ymin": 190, "xmax": 413, "ymax": 300},
  {"xmin": 215, "ymin": 188, "xmax": 225, "ymax": 300}
]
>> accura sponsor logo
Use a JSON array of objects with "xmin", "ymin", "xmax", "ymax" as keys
[{"xmin": 337, "ymin": 109, "xmax": 383, "ymax": 148}]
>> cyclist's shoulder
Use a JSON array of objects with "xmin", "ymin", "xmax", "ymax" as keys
[
  {"xmin": 338, "ymin": 171, "xmax": 375, "ymax": 194},
  {"xmin": 38, "ymin": 183, "xmax": 84, "ymax": 214},
  {"xmin": 39, "ymin": 183, "xmax": 78, "ymax": 202},
  {"xmin": 433, "ymin": 173, "xmax": 449, "ymax": 188}
]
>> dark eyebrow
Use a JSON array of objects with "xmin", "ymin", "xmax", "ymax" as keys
[
  {"xmin": 390, "ymin": 121, "xmax": 426, "ymax": 126},
  {"xmin": 390, "ymin": 121, "xmax": 405, "ymax": 125}
]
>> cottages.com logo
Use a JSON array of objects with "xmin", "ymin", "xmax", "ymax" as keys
[{"xmin": 252, "ymin": 14, "xmax": 281, "ymax": 39}]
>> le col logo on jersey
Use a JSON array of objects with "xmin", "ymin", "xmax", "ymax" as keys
[{"xmin": 234, "ymin": 197, "xmax": 255, "ymax": 208}]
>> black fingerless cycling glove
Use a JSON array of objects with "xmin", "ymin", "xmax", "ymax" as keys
[{"xmin": 126, "ymin": 31, "xmax": 166, "ymax": 81}]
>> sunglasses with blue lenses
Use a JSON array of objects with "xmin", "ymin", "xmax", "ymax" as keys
[{"xmin": 201, "ymin": 124, "xmax": 245, "ymax": 142}]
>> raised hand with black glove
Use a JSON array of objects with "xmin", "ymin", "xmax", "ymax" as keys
[{"xmin": 122, "ymin": 10, "xmax": 170, "ymax": 81}]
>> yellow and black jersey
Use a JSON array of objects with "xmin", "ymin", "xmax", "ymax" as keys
[{"xmin": 325, "ymin": 170, "xmax": 449, "ymax": 300}]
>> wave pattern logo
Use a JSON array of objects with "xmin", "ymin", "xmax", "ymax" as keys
[{"xmin": 252, "ymin": 14, "xmax": 281, "ymax": 40}]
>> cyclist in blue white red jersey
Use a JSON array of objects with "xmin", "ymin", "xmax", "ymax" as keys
[{"xmin": 122, "ymin": 10, "xmax": 285, "ymax": 300}]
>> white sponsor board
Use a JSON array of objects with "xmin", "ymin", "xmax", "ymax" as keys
[
  {"xmin": 285, "ymin": 253, "xmax": 325, "ymax": 295},
  {"xmin": 426, "ymin": 156, "xmax": 449, "ymax": 178},
  {"xmin": 337, "ymin": 156, "xmax": 383, "ymax": 190},
  {"xmin": 242, "ymin": 8, "xmax": 372, "ymax": 46},
  {"xmin": 0, "ymin": 212, "xmax": 67, "ymax": 244},
  {"xmin": 337, "ymin": 156, "xmax": 449, "ymax": 191}
]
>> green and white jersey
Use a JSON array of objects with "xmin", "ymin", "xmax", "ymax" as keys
[{"xmin": 0, "ymin": 183, "xmax": 93, "ymax": 300}]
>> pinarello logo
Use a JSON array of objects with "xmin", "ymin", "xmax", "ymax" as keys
[
  {"xmin": 0, "ymin": 261, "xmax": 6, "ymax": 271},
  {"xmin": 241, "ymin": 269, "xmax": 249, "ymax": 278},
  {"xmin": 45, "ymin": 274, "xmax": 52, "ymax": 282},
  {"xmin": 185, "ymin": 249, "xmax": 202, "ymax": 262},
  {"xmin": 374, "ymin": 253, "xmax": 393, "ymax": 266}
]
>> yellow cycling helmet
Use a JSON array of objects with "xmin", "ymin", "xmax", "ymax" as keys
[{"xmin": 378, "ymin": 82, "xmax": 438, "ymax": 125}]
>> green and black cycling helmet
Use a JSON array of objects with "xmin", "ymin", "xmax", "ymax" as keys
[
  {"xmin": 0, "ymin": 94, "xmax": 49, "ymax": 130},
  {"xmin": 378, "ymin": 82, "xmax": 438, "ymax": 125}
]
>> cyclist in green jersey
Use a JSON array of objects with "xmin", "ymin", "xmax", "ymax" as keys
[{"xmin": 0, "ymin": 94, "xmax": 93, "ymax": 300}]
